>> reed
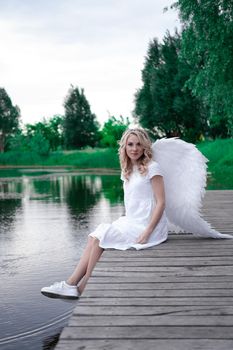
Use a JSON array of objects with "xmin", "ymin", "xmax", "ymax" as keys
[
  {"xmin": 0, "ymin": 148, "xmax": 120, "ymax": 168},
  {"xmin": 197, "ymin": 138, "xmax": 233, "ymax": 189}
]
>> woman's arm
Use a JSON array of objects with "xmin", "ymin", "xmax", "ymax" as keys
[{"xmin": 136, "ymin": 175, "xmax": 165, "ymax": 244}]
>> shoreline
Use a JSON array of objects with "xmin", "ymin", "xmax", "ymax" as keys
[
  {"xmin": 0, "ymin": 165, "xmax": 120, "ymax": 172},
  {"xmin": 0, "ymin": 166, "xmax": 120, "ymax": 182}
]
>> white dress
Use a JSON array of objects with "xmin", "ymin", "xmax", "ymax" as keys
[{"xmin": 89, "ymin": 161, "xmax": 168, "ymax": 250}]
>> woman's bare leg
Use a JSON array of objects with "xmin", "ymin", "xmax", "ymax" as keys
[
  {"xmin": 78, "ymin": 238, "xmax": 104, "ymax": 294},
  {"xmin": 66, "ymin": 237, "xmax": 103, "ymax": 292},
  {"xmin": 66, "ymin": 236, "xmax": 95, "ymax": 285}
]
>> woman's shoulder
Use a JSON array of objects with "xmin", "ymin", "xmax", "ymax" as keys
[
  {"xmin": 148, "ymin": 160, "xmax": 161, "ymax": 171},
  {"xmin": 148, "ymin": 160, "xmax": 159, "ymax": 167},
  {"xmin": 147, "ymin": 160, "xmax": 163, "ymax": 178}
]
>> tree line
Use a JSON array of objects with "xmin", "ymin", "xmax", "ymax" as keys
[
  {"xmin": 0, "ymin": 0, "xmax": 232, "ymax": 153},
  {"xmin": 0, "ymin": 85, "xmax": 129, "ymax": 154}
]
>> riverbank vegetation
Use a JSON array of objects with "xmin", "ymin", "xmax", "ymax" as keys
[
  {"xmin": 197, "ymin": 139, "xmax": 233, "ymax": 189},
  {"xmin": 0, "ymin": 139, "xmax": 232, "ymax": 189},
  {"xmin": 0, "ymin": 148, "xmax": 119, "ymax": 168}
]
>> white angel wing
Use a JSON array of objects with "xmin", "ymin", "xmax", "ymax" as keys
[{"xmin": 152, "ymin": 138, "xmax": 232, "ymax": 239}]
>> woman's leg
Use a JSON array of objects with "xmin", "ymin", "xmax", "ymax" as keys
[
  {"xmin": 77, "ymin": 238, "xmax": 104, "ymax": 294},
  {"xmin": 67, "ymin": 236, "xmax": 103, "ymax": 291},
  {"xmin": 41, "ymin": 236, "xmax": 103, "ymax": 299}
]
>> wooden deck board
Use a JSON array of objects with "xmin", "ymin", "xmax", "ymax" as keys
[
  {"xmin": 59, "ymin": 325, "xmax": 233, "ymax": 339},
  {"xmin": 56, "ymin": 339, "xmax": 233, "ymax": 350},
  {"xmin": 55, "ymin": 190, "xmax": 233, "ymax": 350}
]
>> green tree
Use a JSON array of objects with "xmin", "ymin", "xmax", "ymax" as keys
[
  {"xmin": 134, "ymin": 39, "xmax": 159, "ymax": 137},
  {"xmin": 0, "ymin": 88, "xmax": 20, "ymax": 152},
  {"xmin": 8, "ymin": 129, "xmax": 28, "ymax": 152},
  {"xmin": 134, "ymin": 32, "xmax": 207, "ymax": 142},
  {"xmin": 28, "ymin": 132, "xmax": 50, "ymax": 156},
  {"xmin": 63, "ymin": 86, "xmax": 99, "ymax": 148},
  {"xmin": 9, "ymin": 127, "xmax": 50, "ymax": 156},
  {"xmin": 47, "ymin": 115, "xmax": 64, "ymax": 150},
  {"xmin": 25, "ymin": 115, "xmax": 64, "ymax": 151},
  {"xmin": 172, "ymin": 0, "xmax": 233, "ymax": 137},
  {"xmin": 100, "ymin": 116, "xmax": 130, "ymax": 148}
]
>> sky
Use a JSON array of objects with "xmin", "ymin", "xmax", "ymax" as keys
[{"xmin": 0, "ymin": 0, "xmax": 180, "ymax": 126}]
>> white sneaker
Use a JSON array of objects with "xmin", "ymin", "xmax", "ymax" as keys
[{"xmin": 41, "ymin": 281, "xmax": 80, "ymax": 299}]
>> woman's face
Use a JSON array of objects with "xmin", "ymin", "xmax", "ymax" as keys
[{"xmin": 126, "ymin": 134, "xmax": 144, "ymax": 164}]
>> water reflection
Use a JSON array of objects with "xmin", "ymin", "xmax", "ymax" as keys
[
  {"xmin": 0, "ymin": 170, "xmax": 124, "ymax": 350},
  {"xmin": 0, "ymin": 198, "xmax": 22, "ymax": 238},
  {"xmin": 0, "ymin": 181, "xmax": 23, "ymax": 198},
  {"xmin": 65, "ymin": 176, "xmax": 102, "ymax": 213},
  {"xmin": 101, "ymin": 175, "xmax": 124, "ymax": 204}
]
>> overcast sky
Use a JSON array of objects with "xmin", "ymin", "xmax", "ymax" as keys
[{"xmin": 0, "ymin": 0, "xmax": 179, "ymax": 126}]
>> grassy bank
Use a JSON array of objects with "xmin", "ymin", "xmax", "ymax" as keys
[
  {"xmin": 0, "ymin": 148, "xmax": 120, "ymax": 169},
  {"xmin": 0, "ymin": 139, "xmax": 232, "ymax": 189},
  {"xmin": 197, "ymin": 138, "xmax": 233, "ymax": 189}
]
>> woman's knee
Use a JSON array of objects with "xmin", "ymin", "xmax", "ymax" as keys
[
  {"xmin": 92, "ymin": 237, "xmax": 101, "ymax": 247},
  {"xmin": 88, "ymin": 236, "xmax": 100, "ymax": 246}
]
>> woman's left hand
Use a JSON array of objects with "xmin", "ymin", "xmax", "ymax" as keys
[{"xmin": 136, "ymin": 230, "xmax": 151, "ymax": 244}]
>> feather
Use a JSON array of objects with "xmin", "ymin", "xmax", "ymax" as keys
[{"xmin": 152, "ymin": 138, "xmax": 232, "ymax": 239}]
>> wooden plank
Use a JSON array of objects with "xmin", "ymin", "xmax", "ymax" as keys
[
  {"xmin": 81, "ymin": 289, "xmax": 233, "ymax": 298},
  {"xmin": 91, "ymin": 266, "xmax": 233, "ymax": 276},
  {"xmin": 72, "ymin": 305, "xmax": 233, "ymax": 316},
  {"xmin": 68, "ymin": 315, "xmax": 233, "ymax": 326},
  {"xmin": 60, "ymin": 326, "xmax": 233, "ymax": 339},
  {"xmin": 93, "ymin": 264, "xmax": 233, "ymax": 270},
  {"xmin": 89, "ymin": 276, "xmax": 233, "ymax": 283},
  {"xmin": 77, "ymin": 297, "xmax": 233, "ymax": 306},
  {"xmin": 102, "ymin": 249, "xmax": 233, "ymax": 257},
  {"xmin": 85, "ymin": 281, "xmax": 233, "ymax": 290},
  {"xmin": 55, "ymin": 339, "xmax": 233, "ymax": 350},
  {"xmin": 93, "ymin": 265, "xmax": 233, "ymax": 273},
  {"xmin": 94, "ymin": 257, "xmax": 233, "ymax": 266}
]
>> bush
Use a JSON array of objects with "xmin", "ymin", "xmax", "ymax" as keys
[{"xmin": 197, "ymin": 138, "xmax": 233, "ymax": 189}]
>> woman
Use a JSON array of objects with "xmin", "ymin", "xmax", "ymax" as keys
[
  {"xmin": 41, "ymin": 128, "xmax": 232, "ymax": 299},
  {"xmin": 41, "ymin": 128, "xmax": 168, "ymax": 299}
]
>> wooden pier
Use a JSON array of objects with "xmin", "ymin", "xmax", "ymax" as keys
[{"xmin": 55, "ymin": 190, "xmax": 233, "ymax": 350}]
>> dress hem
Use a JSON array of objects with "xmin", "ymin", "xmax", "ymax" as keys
[{"xmin": 89, "ymin": 232, "xmax": 168, "ymax": 251}]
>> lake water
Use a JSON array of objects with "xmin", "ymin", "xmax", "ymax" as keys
[{"xmin": 0, "ymin": 168, "xmax": 124, "ymax": 350}]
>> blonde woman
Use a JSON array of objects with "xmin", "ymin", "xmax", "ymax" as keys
[
  {"xmin": 41, "ymin": 128, "xmax": 168, "ymax": 299},
  {"xmin": 41, "ymin": 128, "xmax": 232, "ymax": 299}
]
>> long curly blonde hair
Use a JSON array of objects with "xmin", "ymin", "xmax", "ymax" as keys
[{"xmin": 119, "ymin": 128, "xmax": 153, "ymax": 179}]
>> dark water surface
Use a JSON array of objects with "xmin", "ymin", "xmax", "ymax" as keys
[{"xmin": 0, "ymin": 168, "xmax": 124, "ymax": 350}]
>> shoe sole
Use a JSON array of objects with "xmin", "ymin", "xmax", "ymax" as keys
[{"xmin": 41, "ymin": 291, "xmax": 79, "ymax": 300}]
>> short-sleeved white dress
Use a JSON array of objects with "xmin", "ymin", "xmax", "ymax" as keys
[{"xmin": 89, "ymin": 161, "xmax": 168, "ymax": 250}]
